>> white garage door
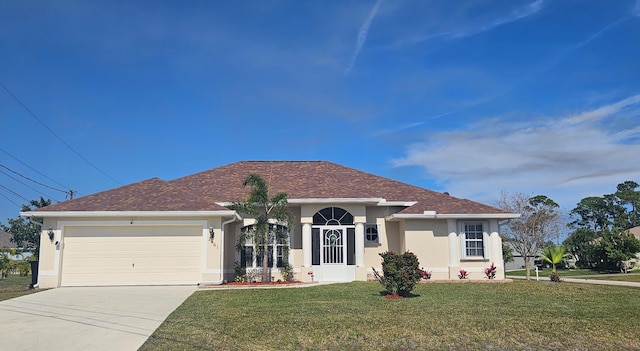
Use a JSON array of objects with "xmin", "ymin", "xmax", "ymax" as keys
[{"xmin": 60, "ymin": 226, "xmax": 202, "ymax": 286}]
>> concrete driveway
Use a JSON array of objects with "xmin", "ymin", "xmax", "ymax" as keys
[{"xmin": 0, "ymin": 285, "xmax": 197, "ymax": 351}]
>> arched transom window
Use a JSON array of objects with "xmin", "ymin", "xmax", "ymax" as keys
[{"xmin": 313, "ymin": 207, "xmax": 354, "ymax": 226}]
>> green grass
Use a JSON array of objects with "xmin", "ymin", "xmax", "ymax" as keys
[
  {"xmin": 585, "ymin": 274, "xmax": 640, "ymax": 283},
  {"xmin": 506, "ymin": 268, "xmax": 618, "ymax": 277},
  {"xmin": 139, "ymin": 281, "xmax": 640, "ymax": 351},
  {"xmin": 0, "ymin": 275, "xmax": 38, "ymax": 301}
]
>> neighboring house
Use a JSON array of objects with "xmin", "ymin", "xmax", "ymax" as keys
[
  {"xmin": 503, "ymin": 241, "xmax": 537, "ymax": 271},
  {"xmin": 0, "ymin": 230, "xmax": 32, "ymax": 261},
  {"xmin": 0, "ymin": 230, "xmax": 14, "ymax": 249},
  {"xmin": 630, "ymin": 226, "xmax": 640, "ymax": 268},
  {"xmin": 22, "ymin": 161, "xmax": 519, "ymax": 288}
]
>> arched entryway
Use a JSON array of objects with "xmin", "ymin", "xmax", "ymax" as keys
[{"xmin": 312, "ymin": 207, "xmax": 356, "ymax": 281}]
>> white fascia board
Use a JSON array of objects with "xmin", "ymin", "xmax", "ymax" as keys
[
  {"xmin": 217, "ymin": 198, "xmax": 415, "ymax": 207},
  {"xmin": 386, "ymin": 213, "xmax": 521, "ymax": 221},
  {"xmin": 20, "ymin": 210, "xmax": 237, "ymax": 218},
  {"xmin": 376, "ymin": 200, "xmax": 418, "ymax": 207},
  {"xmin": 286, "ymin": 198, "xmax": 386, "ymax": 204}
]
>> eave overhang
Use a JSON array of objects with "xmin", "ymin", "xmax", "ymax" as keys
[
  {"xmin": 20, "ymin": 210, "xmax": 238, "ymax": 218},
  {"xmin": 217, "ymin": 198, "xmax": 418, "ymax": 206},
  {"xmin": 386, "ymin": 212, "xmax": 521, "ymax": 222}
]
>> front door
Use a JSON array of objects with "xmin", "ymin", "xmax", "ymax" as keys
[
  {"xmin": 316, "ymin": 226, "xmax": 355, "ymax": 281},
  {"xmin": 323, "ymin": 228, "xmax": 345, "ymax": 264}
]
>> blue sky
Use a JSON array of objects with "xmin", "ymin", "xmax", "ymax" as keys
[{"xmin": 1, "ymin": 0, "xmax": 640, "ymax": 223}]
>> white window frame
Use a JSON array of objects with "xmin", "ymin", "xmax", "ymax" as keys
[
  {"xmin": 239, "ymin": 224, "xmax": 290, "ymax": 269},
  {"xmin": 460, "ymin": 221, "xmax": 489, "ymax": 259},
  {"xmin": 364, "ymin": 224, "xmax": 380, "ymax": 244}
]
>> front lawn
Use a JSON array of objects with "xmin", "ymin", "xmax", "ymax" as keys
[
  {"xmin": 586, "ymin": 274, "xmax": 640, "ymax": 283},
  {"xmin": 506, "ymin": 268, "xmax": 618, "ymax": 277},
  {"xmin": 139, "ymin": 281, "xmax": 640, "ymax": 351},
  {"xmin": 0, "ymin": 275, "xmax": 38, "ymax": 301}
]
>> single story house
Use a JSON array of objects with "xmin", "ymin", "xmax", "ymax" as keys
[
  {"xmin": 23, "ymin": 161, "xmax": 519, "ymax": 288},
  {"xmin": 0, "ymin": 230, "xmax": 34, "ymax": 261},
  {"xmin": 0, "ymin": 230, "xmax": 15, "ymax": 249}
]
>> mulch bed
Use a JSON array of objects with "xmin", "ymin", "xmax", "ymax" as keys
[{"xmin": 200, "ymin": 281, "xmax": 304, "ymax": 288}]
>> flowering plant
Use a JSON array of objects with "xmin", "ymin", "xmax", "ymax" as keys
[
  {"xmin": 419, "ymin": 268, "xmax": 432, "ymax": 280},
  {"xmin": 484, "ymin": 263, "xmax": 496, "ymax": 279},
  {"xmin": 458, "ymin": 269, "xmax": 468, "ymax": 279}
]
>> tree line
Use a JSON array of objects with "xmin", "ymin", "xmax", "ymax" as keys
[{"xmin": 499, "ymin": 181, "xmax": 640, "ymax": 279}]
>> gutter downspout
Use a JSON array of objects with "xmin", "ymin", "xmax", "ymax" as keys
[
  {"xmin": 205, "ymin": 213, "xmax": 240, "ymax": 285},
  {"xmin": 26, "ymin": 218, "xmax": 43, "ymax": 289}
]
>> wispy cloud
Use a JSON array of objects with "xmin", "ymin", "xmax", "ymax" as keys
[
  {"xmin": 345, "ymin": 0, "xmax": 383, "ymax": 74},
  {"xmin": 392, "ymin": 0, "xmax": 544, "ymax": 48},
  {"xmin": 392, "ymin": 93, "xmax": 640, "ymax": 209},
  {"xmin": 634, "ymin": 0, "xmax": 640, "ymax": 17}
]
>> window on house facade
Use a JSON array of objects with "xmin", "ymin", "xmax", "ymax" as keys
[
  {"xmin": 365, "ymin": 224, "xmax": 379, "ymax": 244},
  {"xmin": 239, "ymin": 223, "xmax": 289, "ymax": 268},
  {"xmin": 461, "ymin": 222, "xmax": 487, "ymax": 258},
  {"xmin": 312, "ymin": 207, "xmax": 354, "ymax": 226}
]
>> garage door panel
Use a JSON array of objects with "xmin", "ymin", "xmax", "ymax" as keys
[{"xmin": 61, "ymin": 226, "xmax": 202, "ymax": 287}]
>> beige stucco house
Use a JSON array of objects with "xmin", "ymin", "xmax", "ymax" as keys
[{"xmin": 22, "ymin": 161, "xmax": 519, "ymax": 288}]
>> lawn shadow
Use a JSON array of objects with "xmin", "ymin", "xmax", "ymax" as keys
[{"xmin": 377, "ymin": 290, "xmax": 421, "ymax": 298}]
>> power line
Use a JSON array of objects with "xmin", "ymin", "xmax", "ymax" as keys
[
  {"xmin": 0, "ymin": 164, "xmax": 67, "ymax": 194},
  {"xmin": 0, "ymin": 146, "xmax": 72, "ymax": 191},
  {"xmin": 0, "ymin": 168, "xmax": 60, "ymax": 202},
  {"xmin": 0, "ymin": 191, "xmax": 20, "ymax": 207},
  {"xmin": 0, "ymin": 184, "xmax": 30, "ymax": 202},
  {"xmin": 0, "ymin": 81, "xmax": 123, "ymax": 186}
]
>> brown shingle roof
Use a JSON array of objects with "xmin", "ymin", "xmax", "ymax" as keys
[
  {"xmin": 33, "ymin": 161, "xmax": 510, "ymax": 215},
  {"xmin": 37, "ymin": 178, "xmax": 228, "ymax": 212}
]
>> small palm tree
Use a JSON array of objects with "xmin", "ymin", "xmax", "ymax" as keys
[
  {"xmin": 229, "ymin": 173, "xmax": 294, "ymax": 283},
  {"xmin": 540, "ymin": 244, "xmax": 570, "ymax": 282}
]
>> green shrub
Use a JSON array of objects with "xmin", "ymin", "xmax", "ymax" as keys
[
  {"xmin": 372, "ymin": 251, "xmax": 422, "ymax": 297},
  {"xmin": 233, "ymin": 261, "xmax": 247, "ymax": 282},
  {"xmin": 281, "ymin": 263, "xmax": 293, "ymax": 282}
]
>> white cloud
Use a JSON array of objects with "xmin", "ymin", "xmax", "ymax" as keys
[
  {"xmin": 392, "ymin": 94, "xmax": 640, "ymax": 210},
  {"xmin": 392, "ymin": 0, "xmax": 544, "ymax": 48},
  {"xmin": 345, "ymin": 0, "xmax": 383, "ymax": 74},
  {"xmin": 634, "ymin": 0, "xmax": 640, "ymax": 17}
]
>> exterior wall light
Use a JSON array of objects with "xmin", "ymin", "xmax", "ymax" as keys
[
  {"xmin": 48, "ymin": 226, "xmax": 54, "ymax": 242},
  {"xmin": 209, "ymin": 226, "xmax": 215, "ymax": 243}
]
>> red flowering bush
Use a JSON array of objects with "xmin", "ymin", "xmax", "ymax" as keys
[
  {"xmin": 419, "ymin": 268, "xmax": 432, "ymax": 280},
  {"xmin": 458, "ymin": 269, "xmax": 468, "ymax": 279},
  {"xmin": 372, "ymin": 251, "xmax": 422, "ymax": 297},
  {"xmin": 484, "ymin": 263, "xmax": 497, "ymax": 279}
]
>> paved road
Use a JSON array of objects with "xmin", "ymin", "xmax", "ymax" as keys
[
  {"xmin": 507, "ymin": 275, "xmax": 640, "ymax": 287},
  {"xmin": 0, "ymin": 286, "xmax": 196, "ymax": 351}
]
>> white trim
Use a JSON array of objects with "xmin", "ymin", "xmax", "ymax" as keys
[
  {"xmin": 376, "ymin": 200, "xmax": 418, "ymax": 207},
  {"xmin": 21, "ymin": 210, "xmax": 236, "ymax": 218},
  {"xmin": 459, "ymin": 220, "xmax": 489, "ymax": 260},
  {"xmin": 364, "ymin": 223, "xmax": 380, "ymax": 244},
  {"xmin": 57, "ymin": 219, "xmax": 208, "ymax": 227},
  {"xmin": 447, "ymin": 219, "xmax": 458, "ymax": 266},
  {"xmin": 203, "ymin": 269, "xmax": 228, "ymax": 274},
  {"xmin": 288, "ymin": 198, "xmax": 385, "ymax": 204},
  {"xmin": 386, "ymin": 213, "xmax": 520, "ymax": 221},
  {"xmin": 218, "ymin": 198, "xmax": 418, "ymax": 207}
]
